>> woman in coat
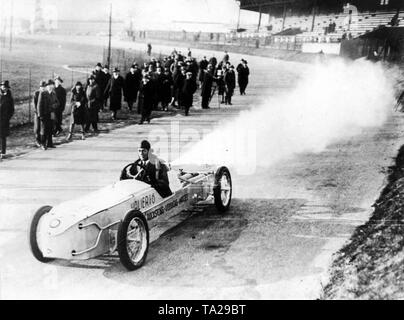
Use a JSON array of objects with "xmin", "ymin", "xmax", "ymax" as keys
[
  {"xmin": 85, "ymin": 75, "xmax": 102, "ymax": 133},
  {"xmin": 0, "ymin": 81, "xmax": 14, "ymax": 159},
  {"xmin": 67, "ymin": 82, "xmax": 87, "ymax": 141},
  {"xmin": 104, "ymin": 68, "xmax": 125, "ymax": 120}
]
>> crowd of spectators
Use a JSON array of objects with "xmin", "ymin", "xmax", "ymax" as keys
[{"xmin": 0, "ymin": 49, "xmax": 251, "ymax": 159}]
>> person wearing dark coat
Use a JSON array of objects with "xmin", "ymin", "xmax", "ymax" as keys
[
  {"xmin": 124, "ymin": 64, "xmax": 142, "ymax": 112},
  {"xmin": 215, "ymin": 69, "xmax": 226, "ymax": 104},
  {"xmin": 37, "ymin": 80, "xmax": 57, "ymax": 150},
  {"xmin": 54, "ymin": 76, "xmax": 66, "ymax": 136},
  {"xmin": 175, "ymin": 67, "xmax": 186, "ymax": 109},
  {"xmin": 224, "ymin": 65, "xmax": 236, "ymax": 105},
  {"xmin": 181, "ymin": 72, "xmax": 197, "ymax": 116},
  {"xmin": 201, "ymin": 65, "xmax": 214, "ymax": 109},
  {"xmin": 85, "ymin": 75, "xmax": 102, "ymax": 133},
  {"xmin": 94, "ymin": 63, "xmax": 108, "ymax": 110},
  {"xmin": 237, "ymin": 59, "xmax": 250, "ymax": 95},
  {"xmin": 34, "ymin": 81, "xmax": 47, "ymax": 147},
  {"xmin": 67, "ymin": 82, "xmax": 87, "ymax": 141},
  {"xmin": 138, "ymin": 75, "xmax": 154, "ymax": 124},
  {"xmin": 128, "ymin": 140, "xmax": 172, "ymax": 198},
  {"xmin": 105, "ymin": 68, "xmax": 125, "ymax": 120},
  {"xmin": 198, "ymin": 56, "xmax": 209, "ymax": 84},
  {"xmin": 154, "ymin": 67, "xmax": 165, "ymax": 110},
  {"xmin": 209, "ymin": 56, "xmax": 218, "ymax": 72},
  {"xmin": 161, "ymin": 68, "xmax": 173, "ymax": 111},
  {"xmin": 46, "ymin": 80, "xmax": 60, "ymax": 147},
  {"xmin": 0, "ymin": 81, "xmax": 14, "ymax": 159}
]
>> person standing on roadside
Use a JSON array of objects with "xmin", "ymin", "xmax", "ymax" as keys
[
  {"xmin": 105, "ymin": 67, "xmax": 125, "ymax": 121},
  {"xmin": 124, "ymin": 63, "xmax": 142, "ymax": 112},
  {"xmin": 181, "ymin": 72, "xmax": 197, "ymax": 116},
  {"xmin": 0, "ymin": 81, "xmax": 14, "ymax": 160},
  {"xmin": 37, "ymin": 80, "xmax": 53, "ymax": 150},
  {"xmin": 54, "ymin": 76, "xmax": 66, "ymax": 136},
  {"xmin": 34, "ymin": 81, "xmax": 47, "ymax": 148},
  {"xmin": 237, "ymin": 59, "xmax": 250, "ymax": 95},
  {"xmin": 67, "ymin": 82, "xmax": 87, "ymax": 141},
  {"xmin": 94, "ymin": 63, "xmax": 107, "ymax": 110},
  {"xmin": 139, "ymin": 75, "xmax": 154, "ymax": 125},
  {"xmin": 201, "ymin": 64, "xmax": 214, "ymax": 109},
  {"xmin": 224, "ymin": 65, "xmax": 236, "ymax": 105},
  {"xmin": 102, "ymin": 65, "xmax": 111, "ymax": 109},
  {"xmin": 46, "ymin": 80, "xmax": 60, "ymax": 148},
  {"xmin": 85, "ymin": 75, "xmax": 102, "ymax": 134}
]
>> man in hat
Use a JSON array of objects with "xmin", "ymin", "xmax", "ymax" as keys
[
  {"xmin": 0, "ymin": 81, "xmax": 14, "ymax": 159},
  {"xmin": 124, "ymin": 63, "xmax": 142, "ymax": 112},
  {"xmin": 36, "ymin": 80, "xmax": 53, "ymax": 150},
  {"xmin": 198, "ymin": 56, "xmax": 209, "ymax": 85},
  {"xmin": 237, "ymin": 59, "xmax": 250, "ymax": 95},
  {"xmin": 85, "ymin": 75, "xmax": 102, "ymax": 133},
  {"xmin": 224, "ymin": 65, "xmax": 236, "ymax": 105},
  {"xmin": 94, "ymin": 63, "xmax": 107, "ymax": 110},
  {"xmin": 104, "ymin": 67, "xmax": 125, "ymax": 120},
  {"xmin": 181, "ymin": 71, "xmax": 197, "ymax": 116},
  {"xmin": 138, "ymin": 75, "xmax": 154, "ymax": 124},
  {"xmin": 161, "ymin": 67, "xmax": 173, "ymax": 111},
  {"xmin": 201, "ymin": 64, "xmax": 214, "ymax": 109},
  {"xmin": 54, "ymin": 76, "xmax": 66, "ymax": 136},
  {"xmin": 45, "ymin": 79, "xmax": 59, "ymax": 148},
  {"xmin": 127, "ymin": 140, "xmax": 172, "ymax": 198},
  {"xmin": 34, "ymin": 80, "xmax": 47, "ymax": 147}
]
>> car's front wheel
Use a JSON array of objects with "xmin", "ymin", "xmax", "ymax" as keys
[
  {"xmin": 213, "ymin": 166, "xmax": 232, "ymax": 212},
  {"xmin": 29, "ymin": 206, "xmax": 55, "ymax": 263},
  {"xmin": 117, "ymin": 211, "xmax": 149, "ymax": 271}
]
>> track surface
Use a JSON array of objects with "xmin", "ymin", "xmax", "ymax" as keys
[{"xmin": 0, "ymin": 40, "xmax": 403, "ymax": 299}]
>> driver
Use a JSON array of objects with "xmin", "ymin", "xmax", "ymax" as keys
[{"xmin": 128, "ymin": 140, "xmax": 173, "ymax": 198}]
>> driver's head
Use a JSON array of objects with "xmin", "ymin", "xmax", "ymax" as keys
[{"xmin": 138, "ymin": 140, "xmax": 151, "ymax": 161}]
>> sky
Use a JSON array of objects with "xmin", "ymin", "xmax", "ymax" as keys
[{"xmin": 1, "ymin": 0, "xmax": 266, "ymax": 30}]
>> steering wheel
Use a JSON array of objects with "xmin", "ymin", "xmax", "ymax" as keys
[{"xmin": 120, "ymin": 164, "xmax": 134, "ymax": 181}]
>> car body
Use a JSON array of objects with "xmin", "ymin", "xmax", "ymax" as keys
[{"xmin": 29, "ymin": 166, "xmax": 232, "ymax": 270}]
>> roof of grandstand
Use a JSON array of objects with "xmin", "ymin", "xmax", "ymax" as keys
[{"xmin": 239, "ymin": 0, "xmax": 403, "ymax": 15}]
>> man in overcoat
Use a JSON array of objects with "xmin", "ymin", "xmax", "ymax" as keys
[
  {"xmin": 105, "ymin": 68, "xmax": 125, "ymax": 120},
  {"xmin": 124, "ymin": 64, "xmax": 142, "ymax": 112},
  {"xmin": 0, "ymin": 81, "xmax": 14, "ymax": 159}
]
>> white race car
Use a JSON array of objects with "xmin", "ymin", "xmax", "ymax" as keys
[{"xmin": 29, "ymin": 165, "xmax": 232, "ymax": 271}]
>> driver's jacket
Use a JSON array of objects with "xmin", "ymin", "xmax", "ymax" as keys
[{"xmin": 129, "ymin": 159, "xmax": 157, "ymax": 185}]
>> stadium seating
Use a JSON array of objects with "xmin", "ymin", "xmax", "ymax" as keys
[{"xmin": 267, "ymin": 10, "xmax": 404, "ymax": 41}]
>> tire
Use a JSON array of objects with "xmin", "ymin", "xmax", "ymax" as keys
[
  {"xmin": 213, "ymin": 166, "xmax": 232, "ymax": 212},
  {"xmin": 29, "ymin": 206, "xmax": 55, "ymax": 263},
  {"xmin": 117, "ymin": 211, "xmax": 149, "ymax": 271}
]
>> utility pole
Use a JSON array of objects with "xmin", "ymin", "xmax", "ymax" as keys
[
  {"xmin": 107, "ymin": 3, "xmax": 112, "ymax": 68},
  {"xmin": 9, "ymin": 0, "xmax": 13, "ymax": 51}
]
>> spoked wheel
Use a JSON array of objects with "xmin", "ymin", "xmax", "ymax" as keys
[
  {"xmin": 117, "ymin": 211, "xmax": 149, "ymax": 271},
  {"xmin": 29, "ymin": 206, "xmax": 55, "ymax": 263},
  {"xmin": 213, "ymin": 166, "xmax": 232, "ymax": 212}
]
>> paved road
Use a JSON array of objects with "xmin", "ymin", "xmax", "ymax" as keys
[{"xmin": 0, "ymin": 40, "xmax": 403, "ymax": 299}]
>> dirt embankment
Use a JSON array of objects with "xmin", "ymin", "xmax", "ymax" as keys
[{"xmin": 323, "ymin": 144, "xmax": 404, "ymax": 299}]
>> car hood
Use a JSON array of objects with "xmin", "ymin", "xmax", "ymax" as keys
[{"xmin": 46, "ymin": 180, "xmax": 151, "ymax": 234}]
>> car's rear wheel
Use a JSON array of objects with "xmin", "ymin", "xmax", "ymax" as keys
[
  {"xmin": 213, "ymin": 166, "xmax": 232, "ymax": 212},
  {"xmin": 29, "ymin": 206, "xmax": 55, "ymax": 263},
  {"xmin": 117, "ymin": 211, "xmax": 149, "ymax": 271}
]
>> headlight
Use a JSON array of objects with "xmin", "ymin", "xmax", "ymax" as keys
[{"xmin": 49, "ymin": 219, "xmax": 61, "ymax": 228}]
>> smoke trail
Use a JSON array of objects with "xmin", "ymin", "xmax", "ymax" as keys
[{"xmin": 173, "ymin": 58, "xmax": 397, "ymax": 175}]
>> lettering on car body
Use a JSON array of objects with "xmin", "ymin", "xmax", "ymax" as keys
[{"xmin": 131, "ymin": 194, "xmax": 156, "ymax": 211}]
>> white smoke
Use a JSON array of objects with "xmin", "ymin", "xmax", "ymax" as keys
[{"xmin": 173, "ymin": 58, "xmax": 397, "ymax": 175}]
